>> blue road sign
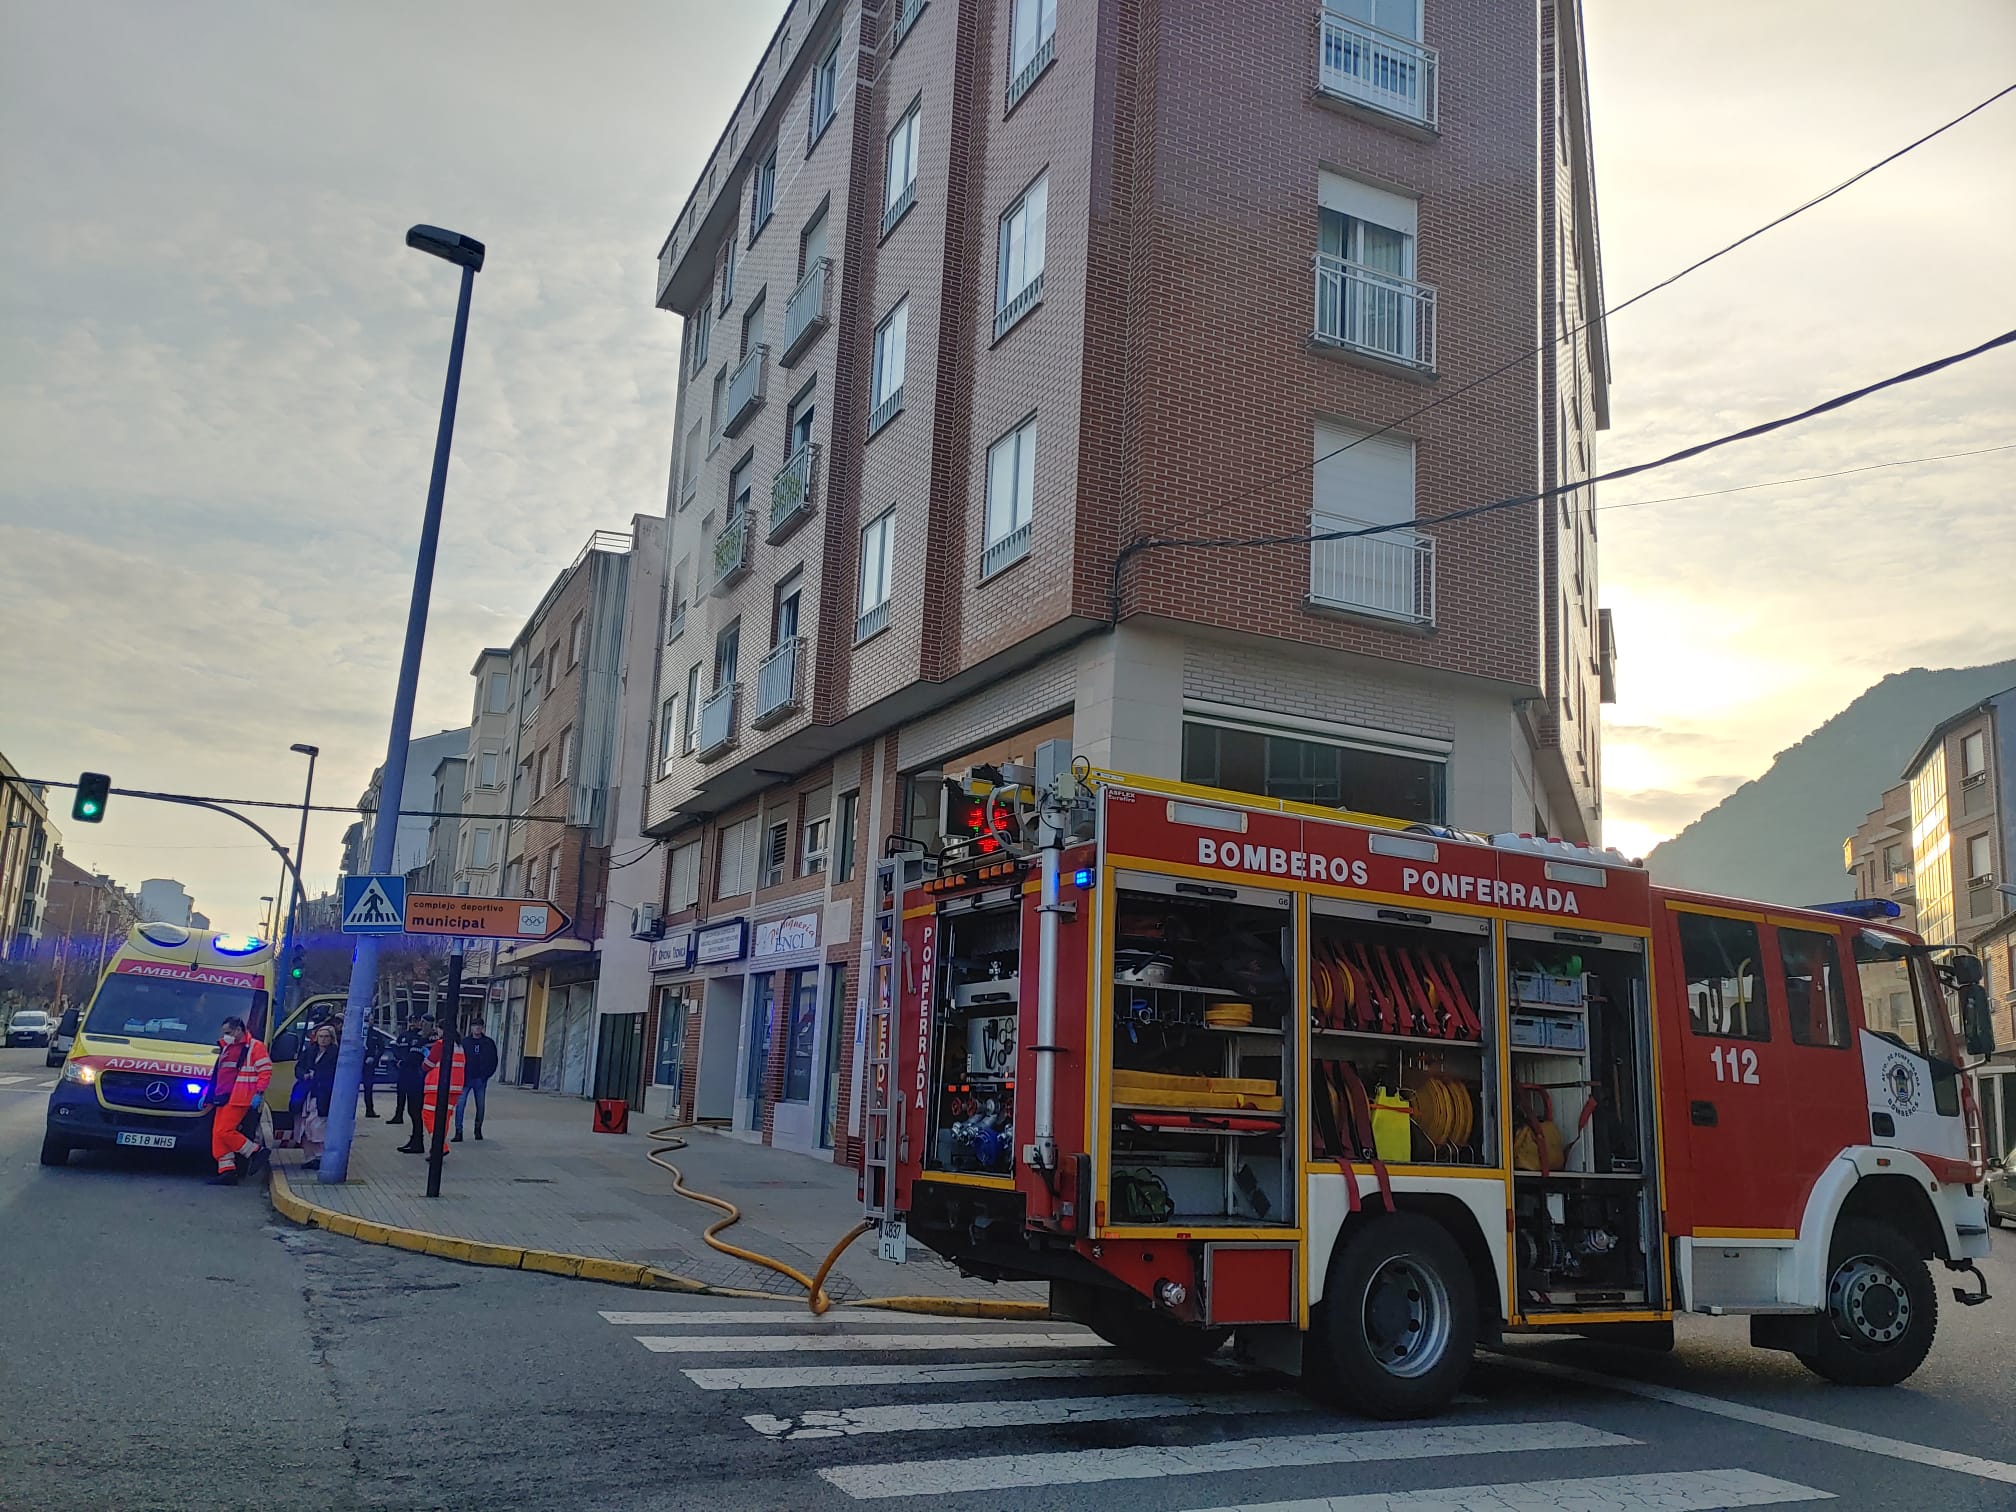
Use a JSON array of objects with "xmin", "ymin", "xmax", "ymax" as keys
[{"xmin": 340, "ymin": 874, "xmax": 407, "ymax": 934}]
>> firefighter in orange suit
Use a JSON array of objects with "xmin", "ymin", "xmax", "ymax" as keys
[
  {"xmin": 208, "ymin": 1014, "xmax": 273, "ymax": 1185},
  {"xmin": 400, "ymin": 1025, "xmax": 465, "ymax": 1155}
]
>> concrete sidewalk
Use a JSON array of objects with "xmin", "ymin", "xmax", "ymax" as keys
[{"xmin": 274, "ymin": 1086, "xmax": 1044, "ymax": 1306}]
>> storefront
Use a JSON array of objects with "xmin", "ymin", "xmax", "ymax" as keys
[{"xmin": 644, "ymin": 929, "xmax": 695, "ymax": 1119}]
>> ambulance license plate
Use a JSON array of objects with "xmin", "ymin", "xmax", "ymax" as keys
[{"xmin": 116, "ymin": 1132, "xmax": 178, "ymax": 1149}]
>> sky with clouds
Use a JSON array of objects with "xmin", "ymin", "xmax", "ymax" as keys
[{"xmin": 3, "ymin": 0, "xmax": 2012, "ymax": 928}]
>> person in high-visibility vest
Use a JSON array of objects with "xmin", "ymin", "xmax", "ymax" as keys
[
  {"xmin": 400, "ymin": 1024, "xmax": 466, "ymax": 1155},
  {"xmin": 208, "ymin": 1014, "xmax": 273, "ymax": 1185}
]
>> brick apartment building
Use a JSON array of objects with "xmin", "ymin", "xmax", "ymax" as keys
[{"xmin": 640, "ymin": 0, "xmax": 1613, "ymax": 1161}]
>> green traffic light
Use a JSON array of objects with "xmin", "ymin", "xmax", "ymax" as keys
[{"xmin": 80, "ymin": 800, "xmax": 99, "ymax": 817}]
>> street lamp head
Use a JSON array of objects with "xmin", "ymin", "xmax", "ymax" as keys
[
  {"xmin": 291, "ymin": 743, "xmax": 320, "ymax": 758},
  {"xmin": 406, "ymin": 225, "xmax": 485, "ymax": 272}
]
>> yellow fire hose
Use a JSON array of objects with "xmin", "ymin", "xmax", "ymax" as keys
[{"xmin": 647, "ymin": 1123, "xmax": 1048, "ymax": 1320}]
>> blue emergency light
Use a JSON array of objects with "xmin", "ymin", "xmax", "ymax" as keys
[
  {"xmin": 1073, "ymin": 868, "xmax": 1094, "ymax": 889},
  {"xmin": 1806, "ymin": 898, "xmax": 1902, "ymax": 921}
]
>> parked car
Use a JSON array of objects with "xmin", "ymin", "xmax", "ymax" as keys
[
  {"xmin": 1989, "ymin": 1150, "xmax": 2016, "ymax": 1229},
  {"xmin": 6, "ymin": 1009, "xmax": 52, "ymax": 1048},
  {"xmin": 45, "ymin": 1008, "xmax": 79, "ymax": 1067}
]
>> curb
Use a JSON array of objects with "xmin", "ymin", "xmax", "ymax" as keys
[{"xmin": 267, "ymin": 1169, "xmax": 1049, "ymax": 1318}]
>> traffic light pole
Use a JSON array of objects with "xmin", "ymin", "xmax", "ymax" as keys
[{"xmin": 319, "ymin": 255, "xmax": 476, "ymax": 1187}]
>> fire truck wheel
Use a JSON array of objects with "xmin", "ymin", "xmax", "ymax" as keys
[
  {"xmin": 1796, "ymin": 1217, "xmax": 1937, "ymax": 1388},
  {"xmin": 1320, "ymin": 1213, "xmax": 1478, "ymax": 1418},
  {"xmin": 1085, "ymin": 1306, "xmax": 1231, "ymax": 1363}
]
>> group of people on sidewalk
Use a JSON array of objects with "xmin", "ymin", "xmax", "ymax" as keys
[{"xmin": 205, "ymin": 1015, "xmax": 500, "ymax": 1184}]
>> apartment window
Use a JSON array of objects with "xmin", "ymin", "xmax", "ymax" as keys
[
  {"xmin": 668, "ymin": 839, "xmax": 701, "ymax": 911},
  {"xmin": 569, "ymin": 614, "xmax": 586, "ymax": 667},
  {"xmin": 773, "ymin": 570, "xmax": 803, "ymax": 646},
  {"xmin": 547, "ymin": 847, "xmax": 563, "ymax": 902},
  {"xmin": 799, "ymin": 205, "xmax": 829, "ymax": 278},
  {"xmin": 741, "ymin": 291, "xmax": 767, "ymax": 358},
  {"xmin": 1678, "ymin": 912, "xmax": 1771, "ymax": 1042},
  {"xmin": 682, "ymin": 665, "xmax": 702, "ymax": 752},
  {"xmin": 558, "ymin": 725, "xmax": 577, "ymax": 782},
  {"xmin": 808, "ymin": 40, "xmax": 840, "ymax": 147},
  {"xmin": 485, "ymin": 672, "xmax": 511, "ymax": 714},
  {"xmin": 709, "ymin": 367, "xmax": 727, "ymax": 448},
  {"xmin": 1962, "ymin": 730, "xmax": 1987, "ymax": 778},
  {"xmin": 1968, "ymin": 833, "xmax": 1994, "ymax": 882},
  {"xmin": 857, "ymin": 510, "xmax": 896, "ymax": 638},
  {"xmin": 869, "ymin": 299, "xmax": 908, "ymax": 432},
  {"xmin": 750, "ymin": 146, "xmax": 777, "ymax": 240},
  {"xmin": 526, "ymin": 857, "xmax": 543, "ymax": 899},
  {"xmin": 478, "ymin": 751, "xmax": 500, "ymax": 788},
  {"xmin": 727, "ymin": 452, "xmax": 754, "ymax": 520},
  {"xmin": 787, "ymin": 383, "xmax": 817, "ymax": 458},
  {"xmin": 688, "ymin": 302, "xmax": 711, "ymax": 371},
  {"xmin": 714, "ymin": 619, "xmax": 741, "ymax": 690},
  {"xmin": 1883, "ymin": 843, "xmax": 1904, "ymax": 875},
  {"xmin": 718, "ymin": 233, "xmax": 736, "ymax": 313},
  {"xmin": 994, "ymin": 174, "xmax": 1047, "ymax": 337},
  {"xmin": 470, "ymin": 828, "xmax": 494, "ymax": 870},
  {"xmin": 1309, "ymin": 417, "xmax": 1424, "ymax": 623},
  {"xmin": 531, "ymin": 747, "xmax": 548, "ymax": 799},
  {"xmin": 668, "ymin": 561, "xmax": 688, "ymax": 635},
  {"xmin": 801, "ymin": 785, "xmax": 832, "ymax": 875},
  {"xmin": 680, "ymin": 421, "xmax": 703, "ymax": 502},
  {"xmin": 1779, "ymin": 927, "xmax": 1848, "ymax": 1050},
  {"xmin": 1315, "ymin": 171, "xmax": 1424, "ymax": 364},
  {"xmin": 761, "ymin": 821, "xmax": 791, "ymax": 888},
  {"xmin": 883, "ymin": 100, "xmax": 920, "ymax": 231},
  {"xmin": 1182, "ymin": 718, "xmax": 1445, "ymax": 823},
  {"xmin": 658, "ymin": 696, "xmax": 680, "ymax": 777},
  {"xmin": 1007, "ymin": 0, "xmax": 1058, "ymax": 107},
  {"xmin": 981, "ymin": 415, "xmax": 1038, "ymax": 576},
  {"xmin": 834, "ymin": 790, "xmax": 860, "ymax": 882},
  {"xmin": 505, "ymin": 859, "xmax": 523, "ymax": 897},
  {"xmin": 717, "ymin": 816, "xmax": 757, "ymax": 898}
]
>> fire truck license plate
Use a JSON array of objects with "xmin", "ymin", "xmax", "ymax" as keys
[{"xmin": 877, "ymin": 1218, "xmax": 909, "ymax": 1264}]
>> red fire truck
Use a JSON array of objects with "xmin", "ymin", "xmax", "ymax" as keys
[{"xmin": 862, "ymin": 755, "xmax": 1997, "ymax": 1418}]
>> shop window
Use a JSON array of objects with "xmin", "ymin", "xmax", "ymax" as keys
[
  {"xmin": 783, "ymin": 967, "xmax": 819, "ymax": 1102},
  {"xmin": 1182, "ymin": 719, "xmax": 1444, "ymax": 822},
  {"xmin": 654, "ymin": 992, "xmax": 688, "ymax": 1087},
  {"xmin": 1678, "ymin": 912, "xmax": 1770, "ymax": 1042},
  {"xmin": 1778, "ymin": 927, "xmax": 1849, "ymax": 1049}
]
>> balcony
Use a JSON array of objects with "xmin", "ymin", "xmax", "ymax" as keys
[
  {"xmin": 868, "ymin": 383, "xmax": 905, "ymax": 436},
  {"xmin": 1318, "ymin": 10, "xmax": 1438, "ymax": 131},
  {"xmin": 855, "ymin": 599, "xmax": 891, "ymax": 643},
  {"xmin": 770, "ymin": 443, "xmax": 819, "ymax": 543},
  {"xmin": 981, "ymin": 520, "xmax": 1032, "ymax": 579},
  {"xmin": 1006, "ymin": 31, "xmax": 1056, "ymax": 113},
  {"xmin": 894, "ymin": 0, "xmax": 926, "ymax": 47},
  {"xmin": 1308, "ymin": 521, "xmax": 1435, "ymax": 627},
  {"xmin": 722, "ymin": 345, "xmax": 768, "ymax": 438},
  {"xmin": 1313, "ymin": 255, "xmax": 1437, "ymax": 375},
  {"xmin": 881, "ymin": 180, "xmax": 916, "ymax": 239},
  {"xmin": 753, "ymin": 637, "xmax": 804, "ymax": 728},
  {"xmin": 712, "ymin": 512, "xmax": 752, "ymax": 593},
  {"xmin": 780, "ymin": 258, "xmax": 831, "ymax": 366},
  {"xmin": 696, "ymin": 685, "xmax": 738, "ymax": 760},
  {"xmin": 994, "ymin": 271, "xmax": 1044, "ymax": 342}
]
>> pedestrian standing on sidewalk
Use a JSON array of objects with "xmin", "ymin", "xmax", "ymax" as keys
[
  {"xmin": 360, "ymin": 1024, "xmax": 382, "ymax": 1118},
  {"xmin": 292, "ymin": 1023, "xmax": 340, "ymax": 1170},
  {"xmin": 207, "ymin": 1014, "xmax": 272, "ymax": 1186},
  {"xmin": 401, "ymin": 1024, "xmax": 466, "ymax": 1155},
  {"xmin": 454, "ymin": 1019, "xmax": 498, "ymax": 1142},
  {"xmin": 385, "ymin": 1018, "xmax": 420, "ymax": 1125}
]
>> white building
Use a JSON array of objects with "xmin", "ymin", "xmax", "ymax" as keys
[{"xmin": 136, "ymin": 878, "xmax": 193, "ymax": 927}]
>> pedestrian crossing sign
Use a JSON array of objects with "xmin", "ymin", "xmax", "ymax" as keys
[{"xmin": 340, "ymin": 874, "xmax": 407, "ymax": 934}]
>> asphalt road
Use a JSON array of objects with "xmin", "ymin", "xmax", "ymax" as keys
[{"xmin": 2, "ymin": 1042, "xmax": 2012, "ymax": 1512}]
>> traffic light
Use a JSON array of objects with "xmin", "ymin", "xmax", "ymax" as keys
[
  {"xmin": 72, "ymin": 772, "xmax": 111, "ymax": 824},
  {"xmin": 289, "ymin": 949, "xmax": 305, "ymax": 982}
]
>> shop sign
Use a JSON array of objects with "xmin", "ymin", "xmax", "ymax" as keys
[
  {"xmin": 752, "ymin": 911, "xmax": 820, "ymax": 959},
  {"xmin": 650, "ymin": 931, "xmax": 695, "ymax": 973},
  {"xmin": 694, "ymin": 918, "xmax": 748, "ymax": 966}
]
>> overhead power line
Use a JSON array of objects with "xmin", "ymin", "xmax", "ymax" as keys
[
  {"xmin": 1595, "ymin": 442, "xmax": 2016, "ymax": 515},
  {"xmin": 1118, "ymin": 80, "xmax": 2016, "ymax": 582},
  {"xmin": 1110, "ymin": 327, "xmax": 2015, "ymax": 595},
  {"xmin": 1, "ymin": 774, "xmax": 572, "ymax": 827}
]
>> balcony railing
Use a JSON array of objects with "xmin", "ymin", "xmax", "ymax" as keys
[
  {"xmin": 722, "ymin": 345, "xmax": 768, "ymax": 437},
  {"xmin": 855, "ymin": 599, "xmax": 890, "ymax": 643},
  {"xmin": 994, "ymin": 271, "xmax": 1044, "ymax": 341},
  {"xmin": 1312, "ymin": 254, "xmax": 1437, "ymax": 374},
  {"xmin": 770, "ymin": 443, "xmax": 818, "ymax": 542},
  {"xmin": 980, "ymin": 520, "xmax": 1032, "ymax": 579},
  {"xmin": 881, "ymin": 180, "xmax": 916, "ymax": 238},
  {"xmin": 1318, "ymin": 10, "xmax": 1438, "ymax": 129},
  {"xmin": 894, "ymin": 0, "xmax": 926, "ymax": 47},
  {"xmin": 712, "ymin": 511, "xmax": 752, "ymax": 593},
  {"xmin": 696, "ymin": 685, "xmax": 738, "ymax": 760},
  {"xmin": 1006, "ymin": 31, "xmax": 1055, "ymax": 112},
  {"xmin": 753, "ymin": 637, "xmax": 803, "ymax": 728},
  {"xmin": 868, "ymin": 383, "xmax": 905, "ymax": 436},
  {"xmin": 1308, "ymin": 520, "xmax": 1435, "ymax": 626},
  {"xmin": 781, "ymin": 258, "xmax": 831, "ymax": 366},
  {"xmin": 1889, "ymin": 867, "xmax": 1915, "ymax": 893},
  {"xmin": 665, "ymin": 599, "xmax": 687, "ymax": 643}
]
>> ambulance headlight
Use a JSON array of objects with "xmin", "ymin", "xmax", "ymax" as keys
[{"xmin": 63, "ymin": 1063, "xmax": 98, "ymax": 1085}]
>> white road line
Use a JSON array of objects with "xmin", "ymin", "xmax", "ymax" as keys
[
  {"xmin": 600, "ymin": 1308, "xmax": 1081, "ymax": 1329},
  {"xmin": 746, "ymin": 1388, "xmax": 1315, "ymax": 1440},
  {"xmin": 684, "ymin": 1358, "xmax": 1217, "ymax": 1391},
  {"xmin": 636, "ymin": 1330, "xmax": 1107, "ymax": 1355},
  {"xmin": 1179, "ymin": 1467, "xmax": 1833, "ymax": 1511},
  {"xmin": 1487, "ymin": 1352, "xmax": 2016, "ymax": 1487},
  {"xmin": 818, "ymin": 1420, "xmax": 1635, "ymax": 1500}
]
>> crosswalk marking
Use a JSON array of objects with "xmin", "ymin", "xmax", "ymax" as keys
[
  {"xmin": 818, "ymin": 1420, "xmax": 1637, "ymax": 1500},
  {"xmin": 746, "ymin": 1387, "xmax": 1315, "ymax": 1440},
  {"xmin": 1179, "ymin": 1468, "xmax": 1833, "ymax": 1511},
  {"xmin": 601, "ymin": 1308, "xmax": 1082, "ymax": 1329},
  {"xmin": 683, "ymin": 1357, "xmax": 1219, "ymax": 1391},
  {"xmin": 0, "ymin": 1073, "xmax": 52, "ymax": 1087},
  {"xmin": 636, "ymin": 1330, "xmax": 1107, "ymax": 1355}
]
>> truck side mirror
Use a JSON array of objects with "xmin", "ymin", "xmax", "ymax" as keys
[{"xmin": 1960, "ymin": 984, "xmax": 1995, "ymax": 1060}]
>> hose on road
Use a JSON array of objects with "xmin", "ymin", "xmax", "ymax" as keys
[{"xmin": 646, "ymin": 1122, "xmax": 1047, "ymax": 1320}]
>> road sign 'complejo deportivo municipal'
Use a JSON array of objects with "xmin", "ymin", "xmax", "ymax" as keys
[{"xmin": 340, "ymin": 874, "xmax": 407, "ymax": 934}]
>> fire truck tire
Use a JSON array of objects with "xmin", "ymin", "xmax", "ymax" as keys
[
  {"xmin": 1319, "ymin": 1213, "xmax": 1478, "ymax": 1418},
  {"xmin": 1795, "ymin": 1217, "xmax": 1937, "ymax": 1388}
]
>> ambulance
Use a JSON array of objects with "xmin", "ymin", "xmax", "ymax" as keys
[
  {"xmin": 43, "ymin": 923, "xmax": 292, "ymax": 1166},
  {"xmin": 865, "ymin": 753, "xmax": 1997, "ymax": 1417}
]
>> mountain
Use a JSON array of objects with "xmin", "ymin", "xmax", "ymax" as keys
[{"xmin": 1643, "ymin": 660, "xmax": 2016, "ymax": 907}]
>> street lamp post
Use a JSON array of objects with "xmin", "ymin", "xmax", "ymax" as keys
[
  {"xmin": 320, "ymin": 225, "xmax": 484, "ymax": 1185},
  {"xmin": 259, "ymin": 896, "xmax": 276, "ymax": 943}
]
